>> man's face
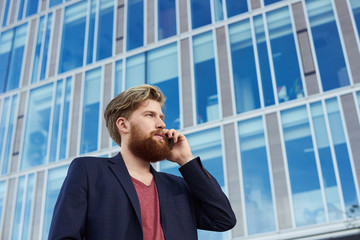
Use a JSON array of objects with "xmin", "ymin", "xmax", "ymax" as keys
[{"xmin": 127, "ymin": 100, "xmax": 171, "ymax": 162}]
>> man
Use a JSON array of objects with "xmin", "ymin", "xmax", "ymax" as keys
[{"xmin": 48, "ymin": 84, "xmax": 236, "ymax": 240}]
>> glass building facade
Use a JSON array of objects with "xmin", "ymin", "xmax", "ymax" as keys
[{"xmin": 1, "ymin": 0, "xmax": 360, "ymax": 239}]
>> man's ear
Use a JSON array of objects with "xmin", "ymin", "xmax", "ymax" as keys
[{"xmin": 116, "ymin": 117, "xmax": 130, "ymax": 134}]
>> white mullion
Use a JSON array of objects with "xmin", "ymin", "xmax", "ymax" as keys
[
  {"xmin": 77, "ymin": 72, "xmax": 85, "ymax": 156},
  {"xmin": 17, "ymin": 175, "xmax": 28, "ymax": 240},
  {"xmin": 188, "ymin": 35, "xmax": 197, "ymax": 126},
  {"xmin": 37, "ymin": 15, "xmax": 47, "ymax": 82},
  {"xmin": 209, "ymin": 0, "xmax": 215, "ymax": 24},
  {"xmin": 54, "ymin": 6, "xmax": 65, "ymax": 77},
  {"xmin": 44, "ymin": 12, "xmax": 55, "ymax": 80},
  {"xmin": 112, "ymin": 0, "xmax": 117, "ymax": 57},
  {"xmin": 154, "ymin": 0, "xmax": 158, "ymax": 42},
  {"xmin": 65, "ymin": 75, "xmax": 75, "ymax": 160},
  {"xmin": 97, "ymin": 66, "xmax": 105, "ymax": 152},
  {"xmin": 45, "ymin": 82, "xmax": 57, "ymax": 164},
  {"xmin": 0, "ymin": 98, "xmax": 11, "ymax": 173},
  {"xmin": 83, "ymin": 0, "xmax": 91, "ymax": 66},
  {"xmin": 176, "ymin": 40, "xmax": 184, "ymax": 130},
  {"xmin": 144, "ymin": 0, "xmax": 147, "ymax": 46},
  {"xmin": 55, "ymin": 79, "xmax": 66, "ymax": 161},
  {"xmin": 212, "ymin": 30, "xmax": 223, "ymax": 120}
]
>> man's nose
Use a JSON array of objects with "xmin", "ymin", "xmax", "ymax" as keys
[{"xmin": 156, "ymin": 119, "xmax": 166, "ymax": 129}]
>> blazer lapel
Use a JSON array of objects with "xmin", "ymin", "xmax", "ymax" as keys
[{"xmin": 108, "ymin": 153, "xmax": 142, "ymax": 226}]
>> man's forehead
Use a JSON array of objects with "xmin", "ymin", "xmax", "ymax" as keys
[{"xmin": 138, "ymin": 100, "xmax": 163, "ymax": 113}]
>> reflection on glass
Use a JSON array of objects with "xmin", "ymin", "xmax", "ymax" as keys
[
  {"xmin": 266, "ymin": 7, "xmax": 304, "ymax": 103},
  {"xmin": 350, "ymin": 0, "xmax": 360, "ymax": 39},
  {"xmin": 59, "ymin": 0, "xmax": 87, "ymax": 73},
  {"xmin": 115, "ymin": 60, "xmax": 123, "ymax": 96},
  {"xmin": 31, "ymin": 16, "xmax": 45, "ymax": 83},
  {"xmin": 0, "ymin": 95, "xmax": 18, "ymax": 175},
  {"xmin": 0, "ymin": 180, "xmax": 6, "ymax": 229},
  {"xmin": 305, "ymin": 0, "xmax": 350, "ymax": 91},
  {"xmin": 325, "ymin": 98, "xmax": 360, "ymax": 216},
  {"xmin": 50, "ymin": 0, "xmax": 62, "ymax": 7},
  {"xmin": 50, "ymin": 80, "xmax": 64, "ymax": 162},
  {"xmin": 264, "ymin": 0, "xmax": 283, "ymax": 6},
  {"xmin": 226, "ymin": 0, "xmax": 247, "ymax": 18},
  {"xmin": 281, "ymin": 106, "xmax": 325, "ymax": 226},
  {"xmin": 310, "ymin": 102, "xmax": 343, "ymax": 221},
  {"xmin": 97, "ymin": 0, "xmax": 114, "ymax": 60},
  {"xmin": 80, "ymin": 68, "xmax": 101, "ymax": 154},
  {"xmin": 87, "ymin": 0, "xmax": 96, "ymax": 64},
  {"xmin": 59, "ymin": 77, "xmax": 72, "ymax": 160},
  {"xmin": 12, "ymin": 176, "xmax": 25, "ymax": 240},
  {"xmin": 213, "ymin": 0, "xmax": 224, "ymax": 22},
  {"xmin": 2, "ymin": 0, "xmax": 11, "ymax": 26},
  {"xmin": 22, "ymin": 84, "xmax": 53, "ymax": 170},
  {"xmin": 229, "ymin": 19, "xmax": 261, "ymax": 114},
  {"xmin": 357, "ymin": 91, "xmax": 360, "ymax": 113},
  {"xmin": 254, "ymin": 15, "xmax": 275, "ymax": 107},
  {"xmin": 193, "ymin": 31, "xmax": 219, "ymax": 124},
  {"xmin": 127, "ymin": 0, "xmax": 144, "ymax": 50},
  {"xmin": 42, "ymin": 165, "xmax": 68, "ymax": 240},
  {"xmin": 160, "ymin": 127, "xmax": 227, "ymax": 239},
  {"xmin": 190, "ymin": 0, "xmax": 212, "ymax": 29},
  {"xmin": 22, "ymin": 174, "xmax": 35, "ymax": 240},
  {"xmin": 125, "ymin": 43, "xmax": 180, "ymax": 129},
  {"xmin": 40, "ymin": 13, "xmax": 53, "ymax": 80},
  {"xmin": 238, "ymin": 117, "xmax": 276, "ymax": 234},
  {"xmin": 26, "ymin": 0, "xmax": 39, "ymax": 17},
  {"xmin": 0, "ymin": 23, "xmax": 28, "ymax": 93},
  {"xmin": 158, "ymin": 0, "xmax": 176, "ymax": 40}
]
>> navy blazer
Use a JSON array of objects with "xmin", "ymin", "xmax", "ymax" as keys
[{"xmin": 48, "ymin": 153, "xmax": 236, "ymax": 239}]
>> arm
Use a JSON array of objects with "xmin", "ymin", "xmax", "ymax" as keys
[{"xmin": 48, "ymin": 158, "xmax": 88, "ymax": 240}]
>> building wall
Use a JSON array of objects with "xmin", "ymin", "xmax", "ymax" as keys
[{"xmin": 1, "ymin": 0, "xmax": 360, "ymax": 239}]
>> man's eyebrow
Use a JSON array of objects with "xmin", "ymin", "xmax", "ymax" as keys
[{"xmin": 143, "ymin": 110, "xmax": 165, "ymax": 119}]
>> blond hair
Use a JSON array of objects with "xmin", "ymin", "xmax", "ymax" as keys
[{"xmin": 104, "ymin": 84, "xmax": 166, "ymax": 146}]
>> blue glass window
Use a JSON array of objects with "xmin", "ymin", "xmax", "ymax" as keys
[
  {"xmin": 59, "ymin": 77, "xmax": 72, "ymax": 160},
  {"xmin": 115, "ymin": 60, "xmax": 123, "ymax": 96},
  {"xmin": 59, "ymin": 0, "xmax": 87, "ymax": 73},
  {"xmin": 22, "ymin": 84, "xmax": 53, "ymax": 170},
  {"xmin": 50, "ymin": 0, "xmax": 63, "ymax": 8},
  {"xmin": 26, "ymin": 0, "xmax": 39, "ymax": 17},
  {"xmin": 264, "ymin": 0, "xmax": 283, "ymax": 6},
  {"xmin": 281, "ymin": 106, "xmax": 325, "ymax": 227},
  {"xmin": 193, "ymin": 31, "xmax": 219, "ymax": 124},
  {"xmin": 213, "ymin": 0, "xmax": 224, "ymax": 22},
  {"xmin": 357, "ymin": 91, "xmax": 360, "ymax": 114},
  {"xmin": 190, "ymin": 0, "xmax": 211, "ymax": 29},
  {"xmin": 158, "ymin": 0, "xmax": 177, "ymax": 40},
  {"xmin": 18, "ymin": 0, "xmax": 26, "ymax": 20},
  {"xmin": 0, "ymin": 180, "xmax": 6, "ymax": 229},
  {"xmin": 97, "ymin": 0, "xmax": 114, "ymax": 60},
  {"xmin": 0, "ymin": 23, "xmax": 28, "ymax": 93},
  {"xmin": 310, "ymin": 102, "xmax": 343, "ymax": 221},
  {"xmin": 126, "ymin": 43, "xmax": 180, "ymax": 129},
  {"xmin": 1, "ymin": 0, "xmax": 11, "ymax": 26},
  {"xmin": 238, "ymin": 117, "xmax": 276, "ymax": 234},
  {"xmin": 267, "ymin": 7, "xmax": 304, "ymax": 103},
  {"xmin": 127, "ymin": 0, "xmax": 144, "ymax": 50},
  {"xmin": 0, "ymin": 95, "xmax": 18, "ymax": 175},
  {"xmin": 325, "ymin": 98, "xmax": 360, "ymax": 215},
  {"xmin": 226, "ymin": 0, "xmax": 247, "ymax": 18},
  {"xmin": 86, "ymin": 0, "xmax": 97, "ymax": 64},
  {"xmin": 254, "ymin": 15, "xmax": 275, "ymax": 107},
  {"xmin": 32, "ymin": 16, "xmax": 45, "ymax": 83},
  {"xmin": 11, "ymin": 174, "xmax": 35, "ymax": 240},
  {"xmin": 229, "ymin": 19, "xmax": 261, "ymax": 114},
  {"xmin": 305, "ymin": 0, "xmax": 350, "ymax": 91},
  {"xmin": 80, "ymin": 68, "xmax": 101, "ymax": 154},
  {"xmin": 42, "ymin": 165, "xmax": 68, "ymax": 240},
  {"xmin": 350, "ymin": 0, "xmax": 360, "ymax": 38}
]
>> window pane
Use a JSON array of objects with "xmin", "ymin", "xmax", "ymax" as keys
[
  {"xmin": 267, "ymin": 7, "xmax": 304, "ymax": 103},
  {"xmin": 22, "ymin": 174, "xmax": 35, "ymax": 240},
  {"xmin": 97, "ymin": 0, "xmax": 114, "ymax": 60},
  {"xmin": 86, "ymin": 0, "xmax": 96, "ymax": 64},
  {"xmin": 80, "ymin": 68, "xmax": 101, "ymax": 154},
  {"xmin": 190, "ymin": 0, "xmax": 212, "ymax": 29},
  {"xmin": 226, "ymin": 0, "xmax": 247, "ymax": 18},
  {"xmin": 281, "ymin": 106, "xmax": 325, "ymax": 227},
  {"xmin": 213, "ymin": 0, "xmax": 224, "ymax": 22},
  {"xmin": 12, "ymin": 176, "xmax": 26, "ymax": 240},
  {"xmin": 127, "ymin": 0, "xmax": 144, "ymax": 50},
  {"xmin": 0, "ymin": 180, "xmax": 6, "ymax": 229},
  {"xmin": 50, "ymin": 0, "xmax": 62, "ymax": 7},
  {"xmin": 42, "ymin": 165, "xmax": 68, "ymax": 240},
  {"xmin": 31, "ymin": 16, "xmax": 45, "ymax": 84},
  {"xmin": 126, "ymin": 54, "xmax": 145, "ymax": 89},
  {"xmin": 254, "ymin": 15, "xmax": 275, "ymax": 107},
  {"xmin": 59, "ymin": 77, "xmax": 72, "ymax": 160},
  {"xmin": 0, "ymin": 95, "xmax": 18, "ymax": 175},
  {"xmin": 59, "ymin": 0, "xmax": 87, "ymax": 73},
  {"xmin": 22, "ymin": 84, "xmax": 53, "ymax": 170},
  {"xmin": 350, "ymin": 0, "xmax": 360, "ymax": 39},
  {"xmin": 49, "ymin": 80, "xmax": 63, "ymax": 162},
  {"xmin": 325, "ymin": 98, "xmax": 360, "ymax": 215},
  {"xmin": 305, "ymin": 0, "xmax": 350, "ymax": 91},
  {"xmin": 26, "ymin": 0, "xmax": 39, "ymax": 17},
  {"xmin": 310, "ymin": 102, "xmax": 343, "ymax": 221},
  {"xmin": 158, "ymin": 0, "xmax": 177, "ymax": 40},
  {"xmin": 115, "ymin": 60, "xmax": 123, "ymax": 95},
  {"xmin": 40, "ymin": 13, "xmax": 53, "ymax": 81},
  {"xmin": 2, "ymin": 0, "xmax": 11, "ymax": 26},
  {"xmin": 264, "ymin": 0, "xmax": 283, "ymax": 5},
  {"xmin": 18, "ymin": 0, "xmax": 26, "ymax": 20},
  {"xmin": 193, "ymin": 31, "xmax": 219, "ymax": 124},
  {"xmin": 147, "ymin": 43, "xmax": 179, "ymax": 129},
  {"xmin": 229, "ymin": 19, "xmax": 261, "ymax": 114},
  {"xmin": 238, "ymin": 117, "xmax": 276, "ymax": 234}
]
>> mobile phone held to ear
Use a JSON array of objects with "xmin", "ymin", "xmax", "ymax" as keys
[{"xmin": 165, "ymin": 134, "xmax": 174, "ymax": 150}]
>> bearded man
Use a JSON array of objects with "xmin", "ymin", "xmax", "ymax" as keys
[{"xmin": 48, "ymin": 84, "xmax": 236, "ymax": 240}]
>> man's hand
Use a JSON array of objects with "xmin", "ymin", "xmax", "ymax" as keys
[{"xmin": 164, "ymin": 129, "xmax": 194, "ymax": 166}]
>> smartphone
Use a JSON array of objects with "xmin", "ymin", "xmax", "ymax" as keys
[{"xmin": 165, "ymin": 134, "xmax": 174, "ymax": 150}]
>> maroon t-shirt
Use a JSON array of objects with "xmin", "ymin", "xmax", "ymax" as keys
[{"xmin": 132, "ymin": 177, "xmax": 165, "ymax": 240}]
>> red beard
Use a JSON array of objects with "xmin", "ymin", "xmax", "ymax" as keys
[{"xmin": 128, "ymin": 125, "xmax": 171, "ymax": 163}]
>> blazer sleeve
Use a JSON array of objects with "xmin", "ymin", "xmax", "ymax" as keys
[
  {"xmin": 179, "ymin": 157, "xmax": 236, "ymax": 232},
  {"xmin": 48, "ymin": 158, "xmax": 88, "ymax": 240}
]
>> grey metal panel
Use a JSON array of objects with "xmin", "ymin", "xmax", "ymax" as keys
[
  {"xmin": 179, "ymin": 0, "xmax": 188, "ymax": 33},
  {"xmin": 334, "ymin": 0, "xmax": 360, "ymax": 84},
  {"xmin": 180, "ymin": 38, "xmax": 193, "ymax": 127},
  {"xmin": 48, "ymin": 9, "xmax": 62, "ymax": 78},
  {"xmin": 30, "ymin": 171, "xmax": 45, "ymax": 240},
  {"xmin": 292, "ymin": 2, "xmax": 307, "ymax": 32},
  {"xmin": 340, "ymin": 93, "xmax": 360, "ymax": 192},
  {"xmin": 8, "ymin": 0, "xmax": 17, "ymax": 25},
  {"xmin": 1, "ymin": 178, "xmax": 16, "ymax": 240},
  {"xmin": 116, "ymin": 0, "xmax": 124, "ymax": 54},
  {"xmin": 101, "ymin": 63, "xmax": 113, "ymax": 150},
  {"xmin": 223, "ymin": 123, "xmax": 244, "ymax": 237},
  {"xmin": 40, "ymin": 0, "xmax": 46, "ymax": 12},
  {"xmin": 22, "ymin": 19, "xmax": 37, "ymax": 87},
  {"xmin": 305, "ymin": 72, "xmax": 319, "ymax": 96},
  {"xmin": 250, "ymin": 0, "xmax": 261, "ymax": 10},
  {"xmin": 216, "ymin": 27, "xmax": 233, "ymax": 118},
  {"xmin": 297, "ymin": 31, "xmax": 315, "ymax": 75},
  {"xmin": 265, "ymin": 112, "xmax": 293, "ymax": 230},
  {"xmin": 147, "ymin": 0, "xmax": 155, "ymax": 44},
  {"xmin": 69, "ymin": 73, "xmax": 82, "ymax": 158}
]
